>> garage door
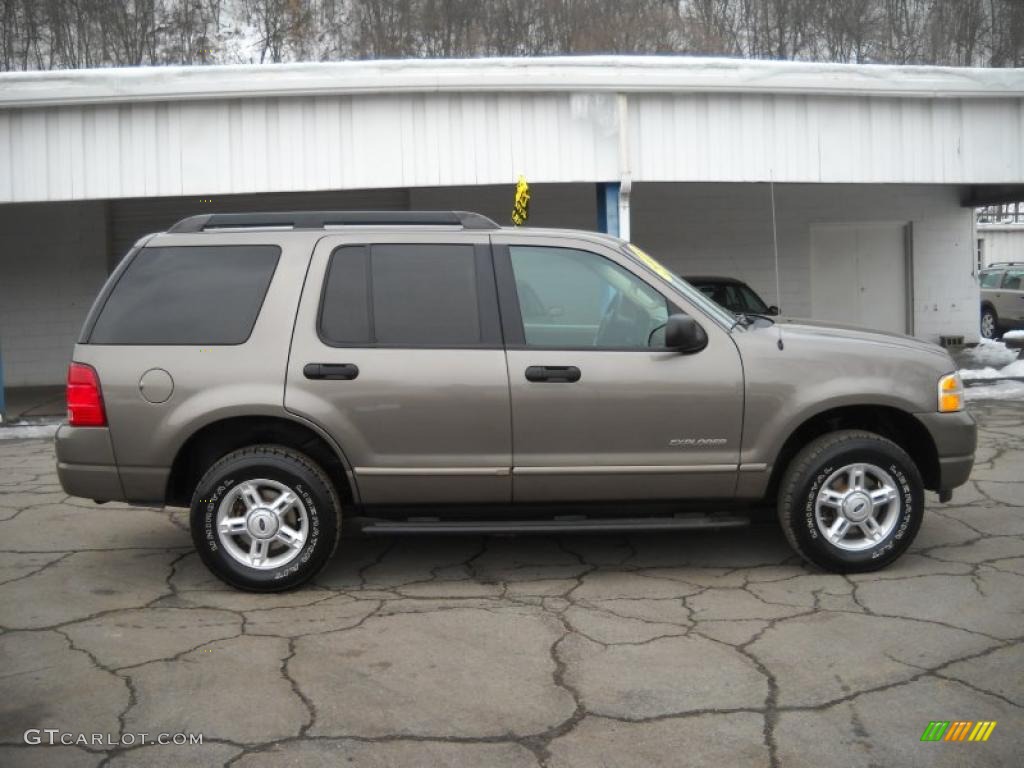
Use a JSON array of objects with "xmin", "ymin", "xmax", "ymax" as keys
[{"xmin": 810, "ymin": 222, "xmax": 910, "ymax": 334}]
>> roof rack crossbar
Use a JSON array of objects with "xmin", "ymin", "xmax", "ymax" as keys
[{"xmin": 168, "ymin": 210, "xmax": 499, "ymax": 233}]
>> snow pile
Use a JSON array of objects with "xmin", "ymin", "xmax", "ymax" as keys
[
  {"xmin": 957, "ymin": 339, "xmax": 1024, "ymax": 401},
  {"xmin": 0, "ymin": 424, "xmax": 59, "ymax": 440},
  {"xmin": 958, "ymin": 339, "xmax": 1020, "ymax": 369},
  {"xmin": 1004, "ymin": 330, "xmax": 1024, "ymax": 340},
  {"xmin": 965, "ymin": 380, "xmax": 1024, "ymax": 401},
  {"xmin": 960, "ymin": 358, "xmax": 1024, "ymax": 381}
]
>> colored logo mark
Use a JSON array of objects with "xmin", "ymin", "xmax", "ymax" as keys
[{"xmin": 920, "ymin": 721, "xmax": 997, "ymax": 742}]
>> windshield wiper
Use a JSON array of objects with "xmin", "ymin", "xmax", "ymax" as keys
[{"xmin": 730, "ymin": 313, "xmax": 752, "ymax": 330}]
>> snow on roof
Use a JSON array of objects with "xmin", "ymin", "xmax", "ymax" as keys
[
  {"xmin": 978, "ymin": 223, "xmax": 1024, "ymax": 231},
  {"xmin": 1, "ymin": 55, "xmax": 1022, "ymax": 109}
]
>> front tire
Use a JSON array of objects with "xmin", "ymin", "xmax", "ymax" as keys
[
  {"xmin": 190, "ymin": 445, "xmax": 342, "ymax": 591},
  {"xmin": 777, "ymin": 430, "xmax": 923, "ymax": 573},
  {"xmin": 981, "ymin": 306, "xmax": 999, "ymax": 339}
]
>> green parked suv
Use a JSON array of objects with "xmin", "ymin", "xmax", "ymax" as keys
[{"xmin": 56, "ymin": 211, "xmax": 976, "ymax": 591}]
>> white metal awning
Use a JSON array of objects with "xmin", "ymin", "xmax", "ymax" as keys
[{"xmin": 1, "ymin": 56, "xmax": 1022, "ymax": 203}]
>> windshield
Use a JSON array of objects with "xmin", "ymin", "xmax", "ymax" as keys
[{"xmin": 622, "ymin": 244, "xmax": 737, "ymax": 329}]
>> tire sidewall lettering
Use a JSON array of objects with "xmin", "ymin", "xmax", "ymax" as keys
[
  {"xmin": 191, "ymin": 456, "xmax": 338, "ymax": 590},
  {"xmin": 792, "ymin": 445, "xmax": 922, "ymax": 568}
]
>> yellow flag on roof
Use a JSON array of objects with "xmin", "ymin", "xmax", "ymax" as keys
[{"xmin": 512, "ymin": 175, "xmax": 531, "ymax": 226}]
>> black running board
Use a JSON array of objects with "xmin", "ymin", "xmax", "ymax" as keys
[{"xmin": 357, "ymin": 515, "xmax": 750, "ymax": 535}]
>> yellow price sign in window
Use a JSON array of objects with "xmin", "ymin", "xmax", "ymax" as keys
[
  {"xmin": 628, "ymin": 243, "xmax": 675, "ymax": 283},
  {"xmin": 512, "ymin": 175, "xmax": 531, "ymax": 226}
]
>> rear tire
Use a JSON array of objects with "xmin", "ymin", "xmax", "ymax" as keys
[
  {"xmin": 981, "ymin": 306, "xmax": 999, "ymax": 340},
  {"xmin": 189, "ymin": 444, "xmax": 342, "ymax": 592},
  {"xmin": 777, "ymin": 430, "xmax": 923, "ymax": 573}
]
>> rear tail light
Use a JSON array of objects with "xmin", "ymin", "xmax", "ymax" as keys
[{"xmin": 67, "ymin": 363, "xmax": 107, "ymax": 427}]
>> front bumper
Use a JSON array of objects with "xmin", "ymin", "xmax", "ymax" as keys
[
  {"xmin": 55, "ymin": 424, "xmax": 125, "ymax": 502},
  {"xmin": 915, "ymin": 410, "xmax": 977, "ymax": 492}
]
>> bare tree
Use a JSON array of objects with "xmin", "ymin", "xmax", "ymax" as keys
[
  {"xmin": 1, "ymin": 0, "xmax": 1022, "ymax": 71},
  {"xmin": 351, "ymin": 0, "xmax": 416, "ymax": 58}
]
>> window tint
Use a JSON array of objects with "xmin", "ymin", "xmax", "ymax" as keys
[
  {"xmin": 695, "ymin": 283, "xmax": 727, "ymax": 307},
  {"xmin": 980, "ymin": 270, "xmax": 1003, "ymax": 289},
  {"xmin": 721, "ymin": 285, "xmax": 748, "ymax": 312},
  {"xmin": 509, "ymin": 246, "xmax": 670, "ymax": 348},
  {"xmin": 737, "ymin": 284, "xmax": 769, "ymax": 313},
  {"xmin": 89, "ymin": 245, "xmax": 280, "ymax": 345},
  {"xmin": 1002, "ymin": 269, "xmax": 1024, "ymax": 291},
  {"xmin": 319, "ymin": 246, "xmax": 371, "ymax": 344},
  {"xmin": 320, "ymin": 244, "xmax": 488, "ymax": 346}
]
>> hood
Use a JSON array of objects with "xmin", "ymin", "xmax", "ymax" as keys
[{"xmin": 771, "ymin": 316, "xmax": 952, "ymax": 361}]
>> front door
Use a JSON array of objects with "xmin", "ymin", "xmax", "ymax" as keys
[
  {"xmin": 285, "ymin": 233, "xmax": 511, "ymax": 504},
  {"xmin": 494, "ymin": 236, "xmax": 744, "ymax": 503}
]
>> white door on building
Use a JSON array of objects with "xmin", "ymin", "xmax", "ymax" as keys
[{"xmin": 810, "ymin": 222, "xmax": 909, "ymax": 334}]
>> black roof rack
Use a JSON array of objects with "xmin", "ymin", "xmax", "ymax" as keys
[
  {"xmin": 168, "ymin": 210, "xmax": 500, "ymax": 233},
  {"xmin": 986, "ymin": 261, "xmax": 1024, "ymax": 267}
]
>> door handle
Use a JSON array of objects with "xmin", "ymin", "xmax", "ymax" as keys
[
  {"xmin": 525, "ymin": 365, "xmax": 581, "ymax": 383},
  {"xmin": 304, "ymin": 363, "xmax": 359, "ymax": 380}
]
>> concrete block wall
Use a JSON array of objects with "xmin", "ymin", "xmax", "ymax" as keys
[
  {"xmin": 0, "ymin": 181, "xmax": 979, "ymax": 390},
  {"xmin": 0, "ymin": 201, "xmax": 109, "ymax": 386},
  {"xmin": 631, "ymin": 183, "xmax": 978, "ymax": 343}
]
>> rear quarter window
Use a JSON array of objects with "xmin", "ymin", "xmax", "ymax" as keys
[{"xmin": 88, "ymin": 245, "xmax": 280, "ymax": 345}]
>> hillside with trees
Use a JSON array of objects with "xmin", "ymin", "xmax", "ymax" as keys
[{"xmin": 2, "ymin": 0, "xmax": 1022, "ymax": 71}]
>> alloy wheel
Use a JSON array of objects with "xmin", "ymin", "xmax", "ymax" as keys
[
  {"xmin": 216, "ymin": 478, "xmax": 309, "ymax": 569},
  {"xmin": 814, "ymin": 462, "xmax": 901, "ymax": 552}
]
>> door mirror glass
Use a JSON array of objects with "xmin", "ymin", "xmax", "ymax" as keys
[{"xmin": 664, "ymin": 313, "xmax": 708, "ymax": 353}]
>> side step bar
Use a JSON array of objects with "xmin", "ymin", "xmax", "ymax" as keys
[{"xmin": 357, "ymin": 515, "xmax": 750, "ymax": 535}]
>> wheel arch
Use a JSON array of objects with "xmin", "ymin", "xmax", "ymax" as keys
[
  {"xmin": 165, "ymin": 415, "xmax": 357, "ymax": 508},
  {"xmin": 766, "ymin": 404, "xmax": 940, "ymax": 500}
]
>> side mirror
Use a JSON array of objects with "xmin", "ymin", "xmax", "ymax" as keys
[
  {"xmin": 767, "ymin": 305, "xmax": 779, "ymax": 316},
  {"xmin": 664, "ymin": 313, "xmax": 708, "ymax": 353}
]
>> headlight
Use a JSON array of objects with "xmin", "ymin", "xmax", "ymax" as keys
[{"xmin": 938, "ymin": 373, "xmax": 964, "ymax": 413}]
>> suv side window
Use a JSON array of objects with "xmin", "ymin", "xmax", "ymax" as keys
[
  {"xmin": 508, "ymin": 245, "xmax": 670, "ymax": 348},
  {"xmin": 88, "ymin": 245, "xmax": 280, "ymax": 345},
  {"xmin": 319, "ymin": 244, "xmax": 499, "ymax": 347},
  {"xmin": 1002, "ymin": 269, "xmax": 1024, "ymax": 290},
  {"xmin": 980, "ymin": 270, "xmax": 1003, "ymax": 288}
]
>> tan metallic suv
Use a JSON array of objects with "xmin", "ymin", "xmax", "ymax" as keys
[
  {"xmin": 980, "ymin": 262, "xmax": 1024, "ymax": 339},
  {"xmin": 56, "ymin": 211, "xmax": 976, "ymax": 591}
]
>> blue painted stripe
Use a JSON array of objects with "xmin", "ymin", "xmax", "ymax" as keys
[
  {"xmin": 0, "ymin": 336, "xmax": 6, "ymax": 421},
  {"xmin": 596, "ymin": 182, "xmax": 620, "ymax": 237}
]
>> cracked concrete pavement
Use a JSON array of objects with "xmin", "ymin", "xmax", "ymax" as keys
[{"xmin": 1, "ymin": 401, "xmax": 1022, "ymax": 767}]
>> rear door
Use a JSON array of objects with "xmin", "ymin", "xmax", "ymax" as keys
[
  {"xmin": 285, "ymin": 233, "xmax": 512, "ymax": 504},
  {"xmin": 494, "ymin": 234, "xmax": 744, "ymax": 503}
]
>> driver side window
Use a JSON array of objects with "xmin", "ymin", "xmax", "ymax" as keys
[{"xmin": 509, "ymin": 246, "xmax": 670, "ymax": 348}]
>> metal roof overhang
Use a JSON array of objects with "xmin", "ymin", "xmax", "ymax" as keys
[{"xmin": 1, "ymin": 56, "xmax": 1022, "ymax": 109}]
